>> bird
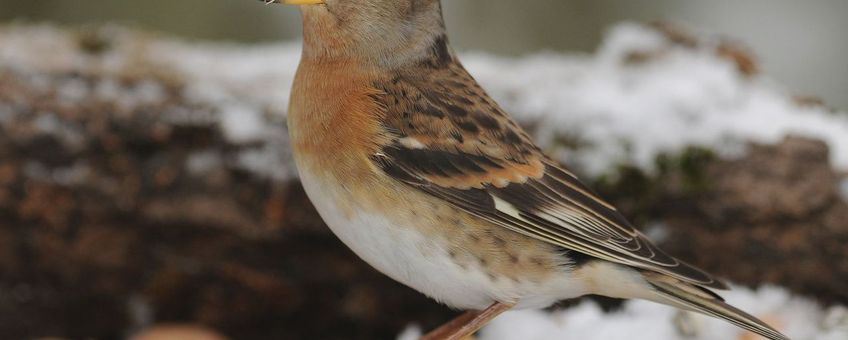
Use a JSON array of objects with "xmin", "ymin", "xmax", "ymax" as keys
[{"xmin": 276, "ymin": 0, "xmax": 790, "ymax": 339}]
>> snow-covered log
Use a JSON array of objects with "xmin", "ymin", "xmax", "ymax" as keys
[{"xmin": 1, "ymin": 23, "xmax": 846, "ymax": 339}]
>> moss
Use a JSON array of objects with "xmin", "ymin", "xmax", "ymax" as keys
[
  {"xmin": 659, "ymin": 146, "xmax": 716, "ymax": 193},
  {"xmin": 591, "ymin": 145, "xmax": 719, "ymax": 225},
  {"xmin": 76, "ymin": 27, "xmax": 113, "ymax": 55}
]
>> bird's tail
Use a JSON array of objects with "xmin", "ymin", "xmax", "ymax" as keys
[{"xmin": 641, "ymin": 272, "xmax": 790, "ymax": 340}]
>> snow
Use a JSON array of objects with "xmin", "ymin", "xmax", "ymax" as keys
[
  {"xmin": 3, "ymin": 23, "xmax": 847, "ymax": 180},
  {"xmin": 398, "ymin": 286, "xmax": 848, "ymax": 340},
  {"xmin": 463, "ymin": 23, "xmax": 848, "ymax": 175},
  {"xmin": 841, "ymin": 179, "xmax": 848, "ymax": 201},
  {"xmin": 150, "ymin": 40, "xmax": 301, "ymax": 116},
  {"xmin": 185, "ymin": 150, "xmax": 224, "ymax": 175},
  {"xmin": 479, "ymin": 286, "xmax": 848, "ymax": 340},
  {"xmin": 219, "ymin": 103, "xmax": 266, "ymax": 143},
  {"xmin": 154, "ymin": 22, "xmax": 848, "ymax": 176}
]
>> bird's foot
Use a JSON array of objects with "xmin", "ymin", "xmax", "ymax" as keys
[{"xmin": 421, "ymin": 302, "xmax": 513, "ymax": 340}]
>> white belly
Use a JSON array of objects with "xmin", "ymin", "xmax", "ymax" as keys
[
  {"xmin": 298, "ymin": 170, "xmax": 500, "ymax": 309},
  {"xmin": 297, "ymin": 170, "xmax": 589, "ymax": 310}
]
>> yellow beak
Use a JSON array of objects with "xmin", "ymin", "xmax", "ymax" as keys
[{"xmin": 283, "ymin": 0, "xmax": 325, "ymax": 4}]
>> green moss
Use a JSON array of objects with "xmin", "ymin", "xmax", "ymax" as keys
[
  {"xmin": 77, "ymin": 27, "xmax": 113, "ymax": 55},
  {"xmin": 591, "ymin": 145, "xmax": 718, "ymax": 225},
  {"xmin": 663, "ymin": 146, "xmax": 716, "ymax": 193}
]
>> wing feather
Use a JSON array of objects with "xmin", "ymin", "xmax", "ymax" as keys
[{"xmin": 371, "ymin": 64, "xmax": 727, "ymax": 290}]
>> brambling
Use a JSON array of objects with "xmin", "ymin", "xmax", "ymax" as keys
[{"xmin": 277, "ymin": 0, "xmax": 790, "ymax": 339}]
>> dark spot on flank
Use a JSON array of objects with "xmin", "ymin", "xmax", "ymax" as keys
[
  {"xmin": 531, "ymin": 257, "xmax": 545, "ymax": 266},
  {"xmin": 456, "ymin": 121, "xmax": 480, "ymax": 133},
  {"xmin": 503, "ymin": 130, "xmax": 522, "ymax": 144},
  {"xmin": 478, "ymin": 256, "xmax": 488, "ymax": 266},
  {"xmin": 450, "ymin": 131, "xmax": 464, "ymax": 143},
  {"xmin": 420, "ymin": 105, "xmax": 445, "ymax": 118},
  {"xmin": 565, "ymin": 249, "xmax": 594, "ymax": 267},
  {"xmin": 445, "ymin": 103, "xmax": 469, "ymax": 117},
  {"xmin": 492, "ymin": 236, "xmax": 506, "ymax": 247},
  {"xmin": 448, "ymin": 250, "xmax": 457, "ymax": 259},
  {"xmin": 452, "ymin": 96, "xmax": 474, "ymax": 106},
  {"xmin": 446, "ymin": 80, "xmax": 467, "ymax": 89},
  {"xmin": 427, "ymin": 34, "xmax": 453, "ymax": 68},
  {"xmin": 508, "ymin": 254, "xmax": 519, "ymax": 264},
  {"xmin": 487, "ymin": 272, "xmax": 497, "ymax": 281},
  {"xmin": 473, "ymin": 114, "xmax": 501, "ymax": 130},
  {"xmin": 371, "ymin": 154, "xmax": 423, "ymax": 185},
  {"xmin": 381, "ymin": 145, "xmax": 499, "ymax": 177}
]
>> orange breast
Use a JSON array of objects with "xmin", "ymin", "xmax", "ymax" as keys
[{"xmin": 287, "ymin": 59, "xmax": 387, "ymax": 180}]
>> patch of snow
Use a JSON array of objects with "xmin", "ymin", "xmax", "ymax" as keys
[
  {"xmin": 51, "ymin": 162, "xmax": 91, "ymax": 186},
  {"xmin": 464, "ymin": 23, "xmax": 848, "ymax": 175},
  {"xmin": 234, "ymin": 129, "xmax": 294, "ymax": 181},
  {"xmin": 186, "ymin": 150, "xmax": 223, "ymax": 175},
  {"xmin": 160, "ymin": 107, "xmax": 218, "ymax": 127},
  {"xmin": 108, "ymin": 80, "xmax": 168, "ymax": 112},
  {"xmin": 473, "ymin": 286, "xmax": 846, "ymax": 340},
  {"xmin": 3, "ymin": 23, "xmax": 847, "ymax": 182},
  {"xmin": 822, "ymin": 306, "xmax": 848, "ymax": 336},
  {"xmin": 148, "ymin": 22, "xmax": 848, "ymax": 180},
  {"xmin": 0, "ymin": 104, "xmax": 13, "ymax": 123},
  {"xmin": 22, "ymin": 161, "xmax": 90, "ymax": 186},
  {"xmin": 32, "ymin": 113, "xmax": 63, "ymax": 134},
  {"xmin": 56, "ymin": 77, "xmax": 90, "ymax": 103},
  {"xmin": 219, "ymin": 104, "xmax": 266, "ymax": 144},
  {"xmin": 132, "ymin": 80, "xmax": 167, "ymax": 106},
  {"xmin": 595, "ymin": 22, "xmax": 669, "ymax": 64},
  {"xmin": 93, "ymin": 78, "xmax": 123, "ymax": 102},
  {"xmin": 126, "ymin": 294, "xmax": 154, "ymax": 333},
  {"xmin": 840, "ymin": 178, "xmax": 848, "ymax": 201},
  {"xmin": 395, "ymin": 325, "xmax": 422, "ymax": 340},
  {"xmin": 642, "ymin": 222, "xmax": 670, "ymax": 244},
  {"xmin": 150, "ymin": 40, "xmax": 301, "ymax": 115},
  {"xmin": 32, "ymin": 113, "xmax": 86, "ymax": 151}
]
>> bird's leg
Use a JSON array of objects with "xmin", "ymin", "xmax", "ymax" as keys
[{"xmin": 421, "ymin": 302, "xmax": 513, "ymax": 340}]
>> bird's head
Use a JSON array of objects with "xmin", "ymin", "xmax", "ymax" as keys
[{"xmin": 279, "ymin": 0, "xmax": 449, "ymax": 67}]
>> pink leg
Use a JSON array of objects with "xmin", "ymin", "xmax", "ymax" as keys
[{"xmin": 421, "ymin": 302, "xmax": 513, "ymax": 340}]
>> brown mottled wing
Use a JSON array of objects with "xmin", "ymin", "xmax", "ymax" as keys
[{"xmin": 370, "ymin": 57, "xmax": 727, "ymax": 289}]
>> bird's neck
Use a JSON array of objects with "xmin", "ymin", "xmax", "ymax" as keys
[{"xmin": 299, "ymin": 6, "xmax": 452, "ymax": 70}]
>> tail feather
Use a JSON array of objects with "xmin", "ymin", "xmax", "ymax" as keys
[{"xmin": 643, "ymin": 274, "xmax": 790, "ymax": 340}]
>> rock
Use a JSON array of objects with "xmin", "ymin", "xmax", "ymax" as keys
[
  {"xmin": 660, "ymin": 137, "xmax": 848, "ymax": 305},
  {"xmin": 702, "ymin": 136, "xmax": 838, "ymax": 224}
]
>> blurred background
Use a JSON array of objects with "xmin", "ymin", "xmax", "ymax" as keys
[
  {"xmin": 2, "ymin": 1, "xmax": 848, "ymax": 340},
  {"xmin": 2, "ymin": 0, "xmax": 847, "ymax": 110}
]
